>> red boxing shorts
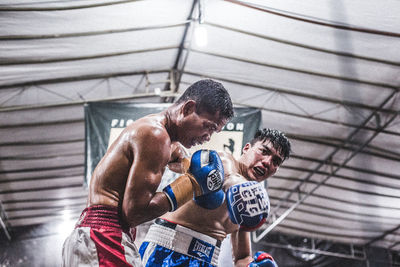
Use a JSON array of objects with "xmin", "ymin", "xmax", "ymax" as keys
[{"xmin": 62, "ymin": 205, "xmax": 142, "ymax": 267}]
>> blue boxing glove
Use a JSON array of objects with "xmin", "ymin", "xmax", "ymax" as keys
[
  {"xmin": 163, "ymin": 149, "xmax": 224, "ymax": 211},
  {"xmin": 194, "ymin": 189, "xmax": 225, "ymax": 209},
  {"xmin": 248, "ymin": 251, "xmax": 278, "ymax": 267},
  {"xmin": 226, "ymin": 181, "xmax": 270, "ymax": 231},
  {"xmin": 189, "ymin": 149, "xmax": 224, "ymax": 195}
]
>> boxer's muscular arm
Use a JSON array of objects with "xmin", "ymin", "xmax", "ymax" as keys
[
  {"xmin": 232, "ymin": 230, "xmax": 253, "ymax": 267},
  {"xmin": 122, "ymin": 126, "xmax": 172, "ymax": 227}
]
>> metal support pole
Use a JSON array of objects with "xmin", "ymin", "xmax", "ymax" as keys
[
  {"xmin": 253, "ymin": 90, "xmax": 399, "ymax": 243},
  {"xmin": 0, "ymin": 202, "xmax": 11, "ymax": 240}
]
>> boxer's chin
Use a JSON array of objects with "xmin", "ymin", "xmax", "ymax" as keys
[{"xmin": 246, "ymin": 170, "xmax": 257, "ymax": 182}]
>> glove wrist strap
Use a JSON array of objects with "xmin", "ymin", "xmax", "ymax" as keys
[{"xmin": 163, "ymin": 174, "xmax": 199, "ymax": 211}]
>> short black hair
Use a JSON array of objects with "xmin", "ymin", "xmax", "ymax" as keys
[
  {"xmin": 175, "ymin": 79, "xmax": 234, "ymax": 120},
  {"xmin": 251, "ymin": 128, "xmax": 292, "ymax": 161}
]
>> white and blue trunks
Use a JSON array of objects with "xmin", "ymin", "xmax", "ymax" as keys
[{"xmin": 139, "ymin": 218, "xmax": 221, "ymax": 267}]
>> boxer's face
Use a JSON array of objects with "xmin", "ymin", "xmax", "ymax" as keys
[
  {"xmin": 241, "ymin": 139, "xmax": 284, "ymax": 182},
  {"xmin": 178, "ymin": 101, "xmax": 226, "ymax": 148}
]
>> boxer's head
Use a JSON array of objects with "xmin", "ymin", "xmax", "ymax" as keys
[
  {"xmin": 175, "ymin": 79, "xmax": 233, "ymax": 120},
  {"xmin": 173, "ymin": 79, "xmax": 233, "ymax": 148},
  {"xmin": 240, "ymin": 128, "xmax": 291, "ymax": 182}
]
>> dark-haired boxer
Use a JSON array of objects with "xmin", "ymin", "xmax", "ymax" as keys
[
  {"xmin": 62, "ymin": 79, "xmax": 233, "ymax": 267},
  {"xmin": 140, "ymin": 129, "xmax": 291, "ymax": 267}
]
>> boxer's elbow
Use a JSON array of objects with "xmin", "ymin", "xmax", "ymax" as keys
[
  {"xmin": 122, "ymin": 192, "xmax": 168, "ymax": 227},
  {"xmin": 121, "ymin": 200, "xmax": 136, "ymax": 227},
  {"xmin": 234, "ymin": 256, "xmax": 253, "ymax": 267},
  {"xmin": 121, "ymin": 197, "xmax": 147, "ymax": 227}
]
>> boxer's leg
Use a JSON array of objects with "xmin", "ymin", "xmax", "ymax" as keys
[
  {"xmin": 121, "ymin": 231, "xmax": 142, "ymax": 267},
  {"xmin": 62, "ymin": 227, "xmax": 99, "ymax": 267},
  {"xmin": 62, "ymin": 226, "xmax": 142, "ymax": 267},
  {"xmin": 140, "ymin": 241, "xmax": 214, "ymax": 267}
]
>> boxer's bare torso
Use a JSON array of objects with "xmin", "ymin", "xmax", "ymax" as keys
[{"xmin": 87, "ymin": 113, "xmax": 184, "ymax": 211}]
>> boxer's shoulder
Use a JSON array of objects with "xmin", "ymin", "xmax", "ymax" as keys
[
  {"xmin": 219, "ymin": 152, "xmax": 246, "ymax": 190},
  {"xmin": 124, "ymin": 116, "xmax": 170, "ymax": 145},
  {"xmin": 218, "ymin": 151, "xmax": 238, "ymax": 174},
  {"xmin": 223, "ymin": 173, "xmax": 248, "ymax": 191}
]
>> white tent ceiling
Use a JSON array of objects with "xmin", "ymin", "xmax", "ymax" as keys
[{"xmin": 0, "ymin": 0, "xmax": 399, "ymax": 252}]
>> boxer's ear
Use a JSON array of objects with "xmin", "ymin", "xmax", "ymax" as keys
[
  {"xmin": 242, "ymin": 143, "xmax": 251, "ymax": 154},
  {"xmin": 182, "ymin": 100, "xmax": 196, "ymax": 117}
]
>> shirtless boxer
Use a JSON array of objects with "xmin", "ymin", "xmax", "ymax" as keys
[
  {"xmin": 62, "ymin": 79, "xmax": 233, "ymax": 267},
  {"xmin": 139, "ymin": 128, "xmax": 291, "ymax": 267}
]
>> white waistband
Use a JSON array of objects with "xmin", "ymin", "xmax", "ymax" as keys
[{"xmin": 144, "ymin": 220, "xmax": 220, "ymax": 266}]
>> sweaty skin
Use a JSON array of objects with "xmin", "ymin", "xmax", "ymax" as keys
[
  {"xmin": 88, "ymin": 113, "xmax": 173, "ymax": 226},
  {"xmin": 87, "ymin": 101, "xmax": 227, "ymax": 228}
]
